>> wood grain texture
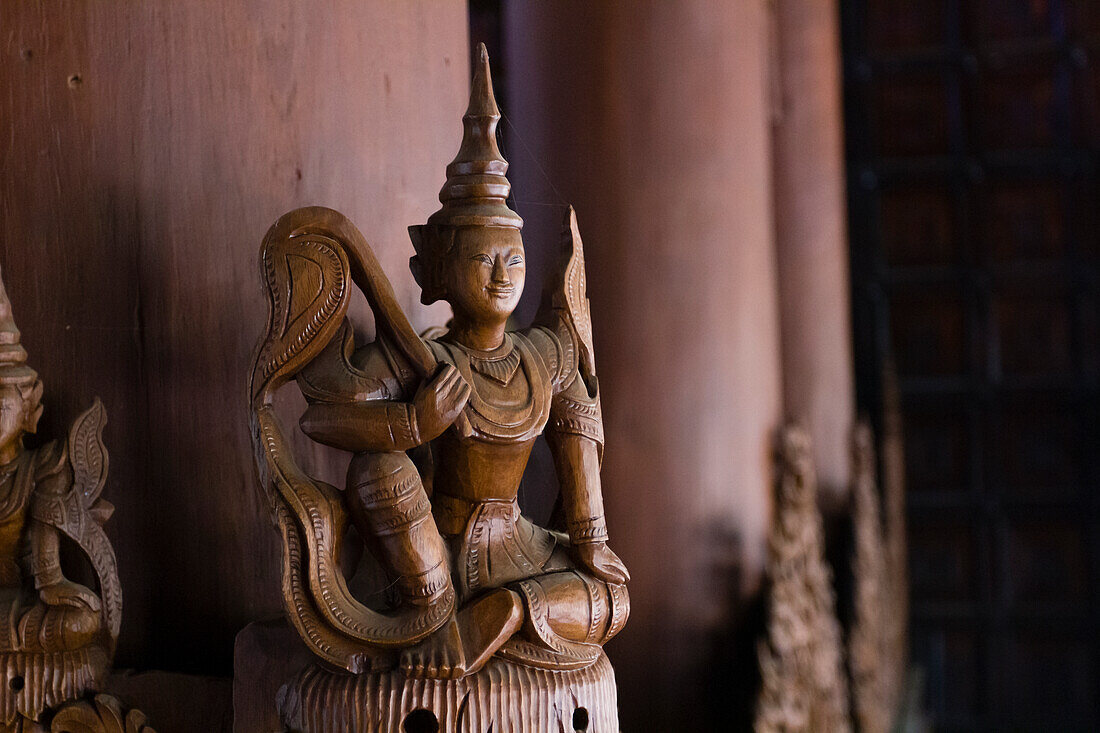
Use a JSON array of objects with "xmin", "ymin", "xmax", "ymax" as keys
[
  {"xmin": 280, "ymin": 653, "xmax": 618, "ymax": 733},
  {"xmin": 0, "ymin": 1, "xmax": 468, "ymax": 673},
  {"xmin": 771, "ymin": 0, "xmax": 855, "ymax": 508},
  {"xmin": 0, "ymin": 648, "xmax": 106, "ymax": 724}
]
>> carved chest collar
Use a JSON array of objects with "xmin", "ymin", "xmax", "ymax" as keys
[
  {"xmin": 428, "ymin": 333, "xmax": 551, "ymax": 443},
  {"xmin": 447, "ymin": 334, "xmax": 521, "ymax": 386}
]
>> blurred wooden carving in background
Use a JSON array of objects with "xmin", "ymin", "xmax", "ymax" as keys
[{"xmin": 755, "ymin": 424, "xmax": 851, "ymax": 733}]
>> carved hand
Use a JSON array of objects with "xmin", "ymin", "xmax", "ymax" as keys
[
  {"xmin": 39, "ymin": 579, "xmax": 101, "ymax": 612},
  {"xmin": 413, "ymin": 364, "xmax": 471, "ymax": 442},
  {"xmin": 572, "ymin": 541, "xmax": 630, "ymax": 584}
]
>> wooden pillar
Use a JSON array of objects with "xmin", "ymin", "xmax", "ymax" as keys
[
  {"xmin": 506, "ymin": 3, "xmax": 782, "ymax": 727},
  {"xmin": 772, "ymin": 0, "xmax": 855, "ymax": 504},
  {"xmin": 0, "ymin": 0, "xmax": 467, "ymax": 675}
]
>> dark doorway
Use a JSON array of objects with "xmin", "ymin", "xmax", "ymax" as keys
[{"xmin": 841, "ymin": 1, "xmax": 1100, "ymax": 730}]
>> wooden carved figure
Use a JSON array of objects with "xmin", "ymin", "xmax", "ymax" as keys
[
  {"xmin": 0, "ymin": 266, "xmax": 125, "ymax": 732},
  {"xmin": 250, "ymin": 44, "xmax": 628, "ymax": 732}
]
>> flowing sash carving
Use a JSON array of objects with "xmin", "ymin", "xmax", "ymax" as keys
[{"xmin": 249, "ymin": 207, "xmax": 455, "ymax": 672}]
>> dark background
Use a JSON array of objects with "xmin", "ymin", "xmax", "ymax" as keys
[
  {"xmin": 842, "ymin": 1, "xmax": 1100, "ymax": 730},
  {"xmin": 478, "ymin": 1, "xmax": 1100, "ymax": 729}
]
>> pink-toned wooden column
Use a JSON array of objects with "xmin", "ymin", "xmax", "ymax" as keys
[
  {"xmin": 506, "ymin": 3, "xmax": 782, "ymax": 727},
  {"xmin": 772, "ymin": 0, "xmax": 855, "ymax": 505}
]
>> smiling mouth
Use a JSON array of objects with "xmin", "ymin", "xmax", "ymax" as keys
[{"xmin": 486, "ymin": 287, "xmax": 514, "ymax": 298}]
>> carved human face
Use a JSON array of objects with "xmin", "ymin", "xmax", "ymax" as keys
[
  {"xmin": 444, "ymin": 226, "xmax": 525, "ymax": 325},
  {"xmin": 0, "ymin": 385, "xmax": 34, "ymax": 459}
]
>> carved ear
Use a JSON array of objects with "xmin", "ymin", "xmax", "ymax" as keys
[
  {"xmin": 25, "ymin": 404, "xmax": 43, "ymax": 434},
  {"xmin": 408, "ymin": 224, "xmax": 427, "ymax": 257},
  {"xmin": 23, "ymin": 379, "xmax": 43, "ymax": 433},
  {"xmin": 408, "ymin": 225, "xmax": 447, "ymax": 305}
]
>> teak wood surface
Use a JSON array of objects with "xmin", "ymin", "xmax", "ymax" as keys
[{"xmin": 0, "ymin": 0, "xmax": 469, "ymax": 673}]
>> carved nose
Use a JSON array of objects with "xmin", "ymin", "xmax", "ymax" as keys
[{"xmin": 491, "ymin": 257, "xmax": 509, "ymax": 283}]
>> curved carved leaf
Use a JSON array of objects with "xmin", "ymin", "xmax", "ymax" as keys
[
  {"xmin": 68, "ymin": 398, "xmax": 109, "ymax": 507},
  {"xmin": 560, "ymin": 207, "xmax": 595, "ymax": 374}
]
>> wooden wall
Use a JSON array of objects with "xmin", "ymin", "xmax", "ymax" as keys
[{"xmin": 0, "ymin": 1, "xmax": 468, "ymax": 674}]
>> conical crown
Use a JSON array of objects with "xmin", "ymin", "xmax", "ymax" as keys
[
  {"xmin": 0, "ymin": 265, "xmax": 36, "ymax": 386},
  {"xmin": 426, "ymin": 43, "xmax": 522, "ymax": 229}
]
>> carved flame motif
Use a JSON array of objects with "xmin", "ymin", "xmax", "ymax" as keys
[
  {"xmin": 68, "ymin": 398, "xmax": 108, "ymax": 504},
  {"xmin": 848, "ymin": 422, "xmax": 891, "ymax": 733},
  {"xmin": 59, "ymin": 400, "xmax": 123, "ymax": 647},
  {"xmin": 251, "ymin": 232, "xmax": 351, "ymax": 401},
  {"xmin": 559, "ymin": 207, "xmax": 595, "ymax": 375},
  {"xmin": 755, "ymin": 424, "xmax": 851, "ymax": 733}
]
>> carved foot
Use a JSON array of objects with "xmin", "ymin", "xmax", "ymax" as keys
[{"xmin": 399, "ymin": 588, "xmax": 522, "ymax": 679}]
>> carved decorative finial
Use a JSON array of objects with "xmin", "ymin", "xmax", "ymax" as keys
[
  {"xmin": 0, "ymin": 265, "xmax": 36, "ymax": 386},
  {"xmin": 426, "ymin": 42, "xmax": 521, "ymax": 230}
]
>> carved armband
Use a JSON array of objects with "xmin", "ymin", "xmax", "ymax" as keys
[
  {"xmin": 31, "ymin": 558, "xmax": 63, "ymax": 588},
  {"xmin": 390, "ymin": 402, "xmax": 421, "ymax": 447},
  {"xmin": 567, "ymin": 516, "xmax": 609, "ymax": 545}
]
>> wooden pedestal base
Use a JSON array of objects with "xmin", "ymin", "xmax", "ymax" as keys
[
  {"xmin": 0, "ymin": 647, "xmax": 108, "ymax": 728},
  {"xmin": 279, "ymin": 653, "xmax": 620, "ymax": 733}
]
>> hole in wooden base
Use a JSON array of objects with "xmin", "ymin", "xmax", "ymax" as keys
[
  {"xmin": 9, "ymin": 675, "xmax": 24, "ymax": 692},
  {"xmin": 402, "ymin": 708, "xmax": 439, "ymax": 733},
  {"xmin": 573, "ymin": 706, "xmax": 589, "ymax": 731}
]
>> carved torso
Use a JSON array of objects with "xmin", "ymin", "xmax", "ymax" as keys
[
  {"xmin": 0, "ymin": 444, "xmax": 69, "ymax": 588},
  {"xmin": 0, "ymin": 456, "xmax": 33, "ymax": 585}
]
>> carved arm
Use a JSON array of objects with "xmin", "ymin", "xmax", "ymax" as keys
[
  {"xmin": 300, "ymin": 401, "xmax": 424, "ymax": 452},
  {"xmin": 545, "ymin": 363, "xmax": 629, "ymax": 584},
  {"xmin": 547, "ymin": 430, "xmax": 608, "ymax": 545},
  {"xmin": 28, "ymin": 471, "xmax": 103, "ymax": 612},
  {"xmin": 545, "ymin": 374, "xmax": 608, "ymax": 545},
  {"xmin": 300, "ymin": 363, "xmax": 471, "ymax": 453}
]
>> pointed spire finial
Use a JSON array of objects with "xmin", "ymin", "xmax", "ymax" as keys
[
  {"xmin": 0, "ymin": 265, "xmax": 37, "ymax": 386},
  {"xmin": 423, "ymin": 43, "xmax": 522, "ymax": 230}
]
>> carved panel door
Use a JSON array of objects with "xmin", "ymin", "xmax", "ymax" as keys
[{"xmin": 841, "ymin": 1, "xmax": 1099, "ymax": 730}]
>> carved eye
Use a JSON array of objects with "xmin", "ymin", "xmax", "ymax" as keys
[
  {"xmin": 471, "ymin": 254, "xmax": 493, "ymax": 265},
  {"xmin": 508, "ymin": 255, "xmax": 524, "ymax": 267}
]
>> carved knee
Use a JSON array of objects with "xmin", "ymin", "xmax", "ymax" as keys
[
  {"xmin": 42, "ymin": 605, "xmax": 100, "ymax": 651},
  {"xmin": 598, "ymin": 581, "xmax": 629, "ymax": 645},
  {"xmin": 513, "ymin": 572, "xmax": 629, "ymax": 647},
  {"xmin": 346, "ymin": 451, "xmax": 451, "ymax": 607}
]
